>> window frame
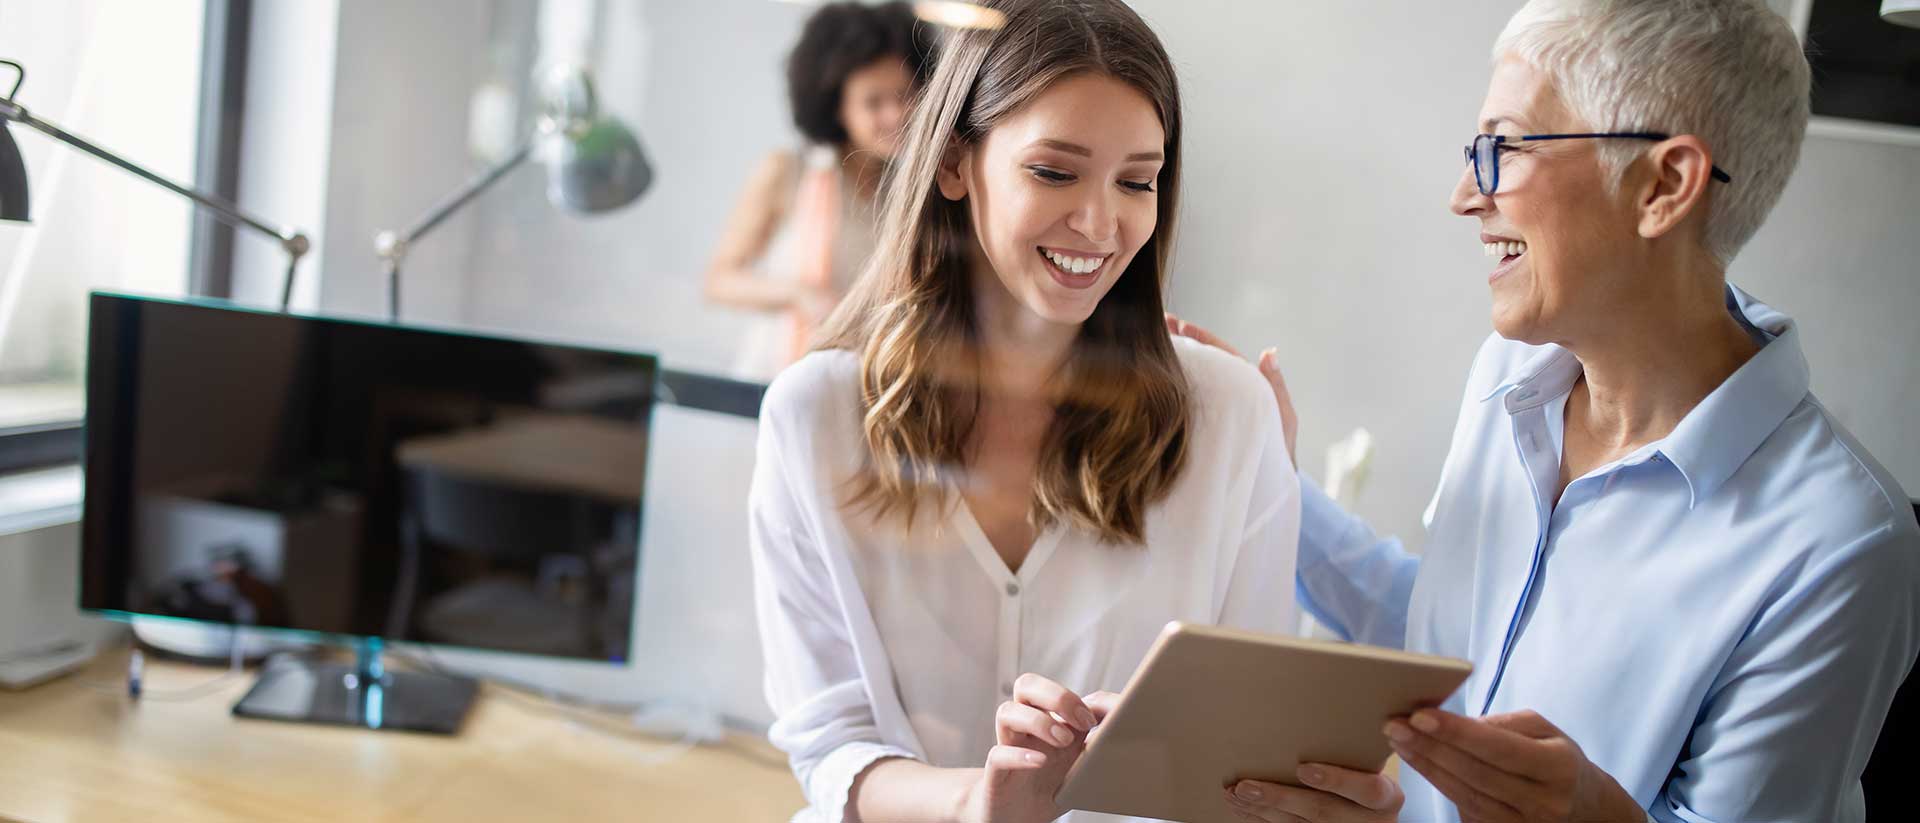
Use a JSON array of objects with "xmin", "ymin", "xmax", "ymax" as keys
[{"xmin": 0, "ymin": 0, "xmax": 249, "ymax": 475}]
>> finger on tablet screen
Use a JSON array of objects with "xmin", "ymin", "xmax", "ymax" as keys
[
  {"xmin": 1083, "ymin": 690, "xmax": 1121, "ymax": 723},
  {"xmin": 996, "ymin": 700, "xmax": 1076, "ymax": 747},
  {"xmin": 1013, "ymin": 673, "xmax": 1096, "ymax": 731}
]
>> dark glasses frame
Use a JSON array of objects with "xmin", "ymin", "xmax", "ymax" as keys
[{"xmin": 1464, "ymin": 132, "xmax": 1734, "ymax": 195}]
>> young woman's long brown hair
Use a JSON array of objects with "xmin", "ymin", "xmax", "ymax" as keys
[{"xmin": 817, "ymin": 0, "xmax": 1188, "ymax": 544}]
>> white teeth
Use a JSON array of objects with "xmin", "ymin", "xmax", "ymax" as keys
[
  {"xmin": 1044, "ymin": 249, "xmax": 1105, "ymax": 275},
  {"xmin": 1483, "ymin": 240, "xmax": 1528, "ymax": 258}
]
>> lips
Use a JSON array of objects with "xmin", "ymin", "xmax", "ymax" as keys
[
  {"xmin": 1038, "ymin": 246, "xmax": 1108, "ymax": 290},
  {"xmin": 1479, "ymin": 234, "xmax": 1527, "ymax": 283}
]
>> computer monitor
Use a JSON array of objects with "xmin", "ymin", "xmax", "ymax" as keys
[{"xmin": 80, "ymin": 292, "xmax": 660, "ymax": 732}]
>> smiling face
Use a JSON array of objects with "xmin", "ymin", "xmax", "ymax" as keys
[
  {"xmin": 936, "ymin": 72, "xmax": 1166, "ymax": 330},
  {"xmin": 840, "ymin": 57, "xmax": 915, "ymax": 159},
  {"xmin": 1450, "ymin": 56, "xmax": 1647, "ymax": 346}
]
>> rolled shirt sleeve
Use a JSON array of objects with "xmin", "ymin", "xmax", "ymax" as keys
[{"xmin": 1294, "ymin": 473, "xmax": 1420, "ymax": 649}]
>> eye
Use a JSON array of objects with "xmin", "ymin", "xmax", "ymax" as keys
[
  {"xmin": 1027, "ymin": 165, "xmax": 1076, "ymax": 184},
  {"xmin": 1120, "ymin": 179, "xmax": 1156, "ymax": 193}
]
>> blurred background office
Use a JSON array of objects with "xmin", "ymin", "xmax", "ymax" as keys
[{"xmin": 0, "ymin": 0, "xmax": 1914, "ymax": 753}]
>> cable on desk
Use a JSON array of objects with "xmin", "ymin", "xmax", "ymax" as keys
[{"xmin": 78, "ymin": 624, "xmax": 250, "ymax": 702}]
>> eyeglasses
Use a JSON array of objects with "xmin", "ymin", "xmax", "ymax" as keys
[{"xmin": 1463, "ymin": 132, "xmax": 1734, "ymax": 196}]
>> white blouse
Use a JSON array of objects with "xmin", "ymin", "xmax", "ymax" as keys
[{"xmin": 750, "ymin": 337, "xmax": 1301, "ymax": 823}]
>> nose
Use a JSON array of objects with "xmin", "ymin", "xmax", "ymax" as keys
[
  {"xmin": 1450, "ymin": 162, "xmax": 1492, "ymax": 217},
  {"xmin": 1067, "ymin": 188, "xmax": 1119, "ymax": 245}
]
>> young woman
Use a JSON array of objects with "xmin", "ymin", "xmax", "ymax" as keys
[
  {"xmin": 705, "ymin": 1, "xmax": 930, "ymax": 380},
  {"xmin": 749, "ymin": 1, "xmax": 1300, "ymax": 821}
]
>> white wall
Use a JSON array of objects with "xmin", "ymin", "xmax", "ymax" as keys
[
  {"xmin": 458, "ymin": 0, "xmax": 811, "ymax": 367},
  {"xmin": 315, "ymin": 0, "xmax": 492, "ymax": 323}
]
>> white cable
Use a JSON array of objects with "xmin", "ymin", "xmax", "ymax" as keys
[{"xmin": 79, "ymin": 623, "xmax": 249, "ymax": 702}]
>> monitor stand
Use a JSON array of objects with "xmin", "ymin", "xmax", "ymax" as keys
[{"xmin": 232, "ymin": 637, "xmax": 478, "ymax": 734}]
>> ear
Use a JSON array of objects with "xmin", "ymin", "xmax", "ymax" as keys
[
  {"xmin": 1634, "ymin": 135, "xmax": 1715, "ymax": 242},
  {"xmin": 935, "ymin": 142, "xmax": 971, "ymax": 201}
]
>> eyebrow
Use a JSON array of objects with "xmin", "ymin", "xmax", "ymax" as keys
[{"xmin": 1032, "ymin": 138, "xmax": 1164, "ymax": 163}]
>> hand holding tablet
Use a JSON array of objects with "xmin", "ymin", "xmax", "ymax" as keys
[{"xmin": 1052, "ymin": 622, "xmax": 1472, "ymax": 822}]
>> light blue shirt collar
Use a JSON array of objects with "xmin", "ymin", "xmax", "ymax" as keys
[{"xmin": 1473, "ymin": 285, "xmax": 1811, "ymax": 509}]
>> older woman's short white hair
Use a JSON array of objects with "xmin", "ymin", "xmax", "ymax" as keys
[{"xmin": 1494, "ymin": 0, "xmax": 1809, "ymax": 265}]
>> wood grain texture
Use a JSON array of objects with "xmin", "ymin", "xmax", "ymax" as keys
[{"xmin": 0, "ymin": 649, "xmax": 802, "ymax": 822}]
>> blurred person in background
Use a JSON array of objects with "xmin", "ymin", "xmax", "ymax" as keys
[{"xmin": 707, "ymin": 1, "xmax": 932, "ymax": 381}]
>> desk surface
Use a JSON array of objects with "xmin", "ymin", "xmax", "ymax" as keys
[{"xmin": 0, "ymin": 648, "xmax": 803, "ymax": 822}]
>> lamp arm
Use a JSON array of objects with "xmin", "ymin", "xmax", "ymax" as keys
[
  {"xmin": 0, "ymin": 98, "xmax": 312, "ymax": 311},
  {"xmin": 373, "ymin": 136, "xmax": 535, "ymax": 322}
]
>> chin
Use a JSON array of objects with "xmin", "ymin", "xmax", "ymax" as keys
[
  {"xmin": 1029, "ymin": 296, "xmax": 1099, "ymax": 326},
  {"xmin": 1489, "ymin": 300, "xmax": 1554, "ymax": 346},
  {"xmin": 1486, "ymin": 268, "xmax": 1548, "ymax": 344}
]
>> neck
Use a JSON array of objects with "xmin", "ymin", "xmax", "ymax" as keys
[
  {"xmin": 969, "ymin": 253, "xmax": 1078, "ymax": 401},
  {"xmin": 1565, "ymin": 265, "xmax": 1758, "ymax": 449},
  {"xmin": 841, "ymin": 147, "xmax": 887, "ymax": 200}
]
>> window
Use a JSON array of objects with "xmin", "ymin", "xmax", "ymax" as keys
[{"xmin": 0, "ymin": 0, "xmax": 209, "ymax": 466}]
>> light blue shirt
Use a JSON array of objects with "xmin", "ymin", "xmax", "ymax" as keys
[{"xmin": 1297, "ymin": 286, "xmax": 1920, "ymax": 822}]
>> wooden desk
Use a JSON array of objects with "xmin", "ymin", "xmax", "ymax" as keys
[{"xmin": 0, "ymin": 648, "xmax": 803, "ymax": 822}]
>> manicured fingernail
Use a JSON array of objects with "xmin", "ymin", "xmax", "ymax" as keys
[
  {"xmin": 1298, "ymin": 764, "xmax": 1326, "ymax": 786},
  {"xmin": 1076, "ymin": 708, "xmax": 1097, "ymax": 730},
  {"xmin": 1051, "ymin": 725, "xmax": 1073, "ymax": 746},
  {"xmin": 1384, "ymin": 720, "xmax": 1412, "ymax": 742},
  {"xmin": 1234, "ymin": 782, "xmax": 1263, "ymax": 801},
  {"xmin": 1025, "ymin": 750, "xmax": 1045, "ymax": 765},
  {"xmin": 1410, "ymin": 711, "xmax": 1440, "ymax": 733}
]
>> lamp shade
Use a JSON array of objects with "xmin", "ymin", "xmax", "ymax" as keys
[
  {"xmin": 0, "ymin": 119, "xmax": 28, "ymax": 222},
  {"xmin": 548, "ymin": 116, "xmax": 650, "ymax": 213},
  {"xmin": 535, "ymin": 65, "xmax": 651, "ymax": 214},
  {"xmin": 1888, "ymin": 0, "xmax": 1920, "ymax": 28}
]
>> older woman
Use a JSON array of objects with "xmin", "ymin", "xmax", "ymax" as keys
[{"xmin": 1189, "ymin": 0, "xmax": 1920, "ymax": 821}]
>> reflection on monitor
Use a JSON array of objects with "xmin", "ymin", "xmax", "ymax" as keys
[{"xmin": 81, "ymin": 293, "xmax": 657, "ymax": 664}]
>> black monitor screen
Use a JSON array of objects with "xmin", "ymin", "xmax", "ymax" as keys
[{"xmin": 80, "ymin": 294, "xmax": 656, "ymax": 663}]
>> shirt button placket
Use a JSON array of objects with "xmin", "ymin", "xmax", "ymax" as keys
[{"xmin": 1000, "ymin": 580, "xmax": 1021, "ymax": 702}]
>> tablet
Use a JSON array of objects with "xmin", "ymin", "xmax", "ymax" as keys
[{"xmin": 1055, "ymin": 621, "xmax": 1472, "ymax": 822}]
